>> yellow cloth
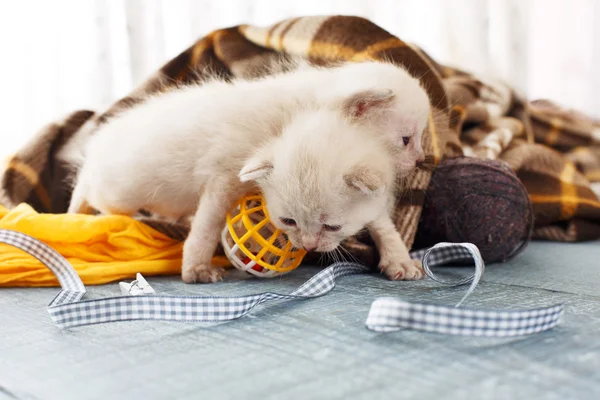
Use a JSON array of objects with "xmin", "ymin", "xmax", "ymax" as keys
[{"xmin": 0, "ymin": 204, "xmax": 230, "ymax": 287}]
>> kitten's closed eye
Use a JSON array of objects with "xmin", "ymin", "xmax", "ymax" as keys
[
  {"xmin": 280, "ymin": 217, "xmax": 297, "ymax": 227},
  {"xmin": 323, "ymin": 224, "xmax": 342, "ymax": 232},
  {"xmin": 402, "ymin": 136, "xmax": 410, "ymax": 146}
]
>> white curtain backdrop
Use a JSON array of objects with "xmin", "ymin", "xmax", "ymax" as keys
[{"xmin": 1, "ymin": 0, "xmax": 599, "ymax": 160}]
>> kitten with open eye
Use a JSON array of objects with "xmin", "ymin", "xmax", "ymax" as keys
[{"xmin": 67, "ymin": 60, "xmax": 430, "ymax": 283}]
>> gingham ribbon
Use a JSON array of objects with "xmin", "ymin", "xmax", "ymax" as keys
[{"xmin": 0, "ymin": 229, "xmax": 563, "ymax": 335}]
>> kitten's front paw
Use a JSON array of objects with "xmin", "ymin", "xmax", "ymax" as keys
[
  {"xmin": 379, "ymin": 258, "xmax": 423, "ymax": 281},
  {"xmin": 181, "ymin": 264, "xmax": 226, "ymax": 284}
]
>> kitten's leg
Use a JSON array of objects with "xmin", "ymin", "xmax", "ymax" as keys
[
  {"xmin": 367, "ymin": 214, "xmax": 423, "ymax": 280},
  {"xmin": 68, "ymin": 182, "xmax": 139, "ymax": 216},
  {"xmin": 181, "ymin": 179, "xmax": 238, "ymax": 284},
  {"xmin": 67, "ymin": 183, "xmax": 94, "ymax": 214}
]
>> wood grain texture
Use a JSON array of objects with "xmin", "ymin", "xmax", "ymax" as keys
[{"xmin": 1, "ymin": 241, "xmax": 599, "ymax": 400}]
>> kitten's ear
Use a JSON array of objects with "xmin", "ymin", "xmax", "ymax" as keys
[
  {"xmin": 342, "ymin": 89, "xmax": 395, "ymax": 121},
  {"xmin": 344, "ymin": 164, "xmax": 386, "ymax": 196},
  {"xmin": 239, "ymin": 157, "xmax": 273, "ymax": 183}
]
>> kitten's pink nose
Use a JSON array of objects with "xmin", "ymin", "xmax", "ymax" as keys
[{"xmin": 301, "ymin": 235, "xmax": 318, "ymax": 252}]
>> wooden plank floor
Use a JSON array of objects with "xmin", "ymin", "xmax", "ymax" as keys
[{"xmin": 1, "ymin": 241, "xmax": 599, "ymax": 400}]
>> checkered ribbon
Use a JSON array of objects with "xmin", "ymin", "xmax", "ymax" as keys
[{"xmin": 0, "ymin": 229, "xmax": 563, "ymax": 335}]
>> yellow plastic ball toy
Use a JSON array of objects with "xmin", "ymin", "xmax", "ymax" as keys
[{"xmin": 221, "ymin": 193, "xmax": 307, "ymax": 277}]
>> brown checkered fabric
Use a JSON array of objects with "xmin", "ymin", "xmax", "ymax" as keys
[{"xmin": 2, "ymin": 16, "xmax": 600, "ymax": 262}]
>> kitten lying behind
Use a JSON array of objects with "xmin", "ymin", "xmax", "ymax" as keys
[{"xmin": 68, "ymin": 61, "xmax": 430, "ymax": 283}]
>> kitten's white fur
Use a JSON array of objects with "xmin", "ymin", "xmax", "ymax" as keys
[{"xmin": 68, "ymin": 60, "xmax": 430, "ymax": 283}]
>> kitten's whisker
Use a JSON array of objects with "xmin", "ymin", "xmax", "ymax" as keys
[
  {"xmin": 324, "ymin": 251, "xmax": 332, "ymax": 265},
  {"xmin": 344, "ymin": 246, "xmax": 359, "ymax": 262},
  {"xmin": 339, "ymin": 245, "xmax": 360, "ymax": 264},
  {"xmin": 335, "ymin": 247, "xmax": 345, "ymax": 263},
  {"xmin": 332, "ymin": 249, "xmax": 341, "ymax": 265}
]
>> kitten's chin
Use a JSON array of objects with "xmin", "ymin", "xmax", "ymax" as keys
[{"xmin": 316, "ymin": 243, "xmax": 339, "ymax": 253}]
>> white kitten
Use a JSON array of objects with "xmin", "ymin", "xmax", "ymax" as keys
[{"xmin": 68, "ymin": 61, "xmax": 430, "ymax": 283}]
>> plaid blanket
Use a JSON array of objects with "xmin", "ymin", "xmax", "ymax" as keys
[{"xmin": 2, "ymin": 15, "xmax": 600, "ymax": 264}]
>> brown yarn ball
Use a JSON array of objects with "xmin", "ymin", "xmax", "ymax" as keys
[{"xmin": 414, "ymin": 157, "xmax": 533, "ymax": 263}]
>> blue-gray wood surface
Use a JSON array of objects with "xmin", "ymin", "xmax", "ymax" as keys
[{"xmin": 1, "ymin": 241, "xmax": 599, "ymax": 400}]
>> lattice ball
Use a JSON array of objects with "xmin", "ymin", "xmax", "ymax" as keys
[{"xmin": 221, "ymin": 193, "xmax": 307, "ymax": 278}]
